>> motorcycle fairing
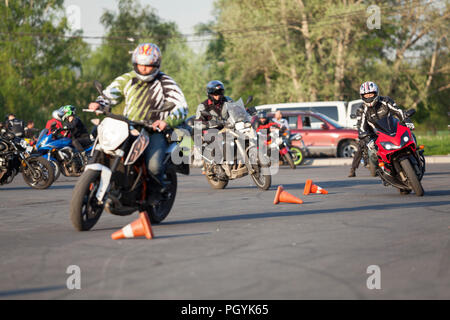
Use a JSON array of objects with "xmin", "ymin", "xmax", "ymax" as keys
[
  {"xmin": 85, "ymin": 163, "xmax": 112, "ymax": 202},
  {"xmin": 124, "ymin": 131, "xmax": 149, "ymax": 166}
]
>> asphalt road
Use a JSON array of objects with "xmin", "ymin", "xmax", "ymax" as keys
[{"xmin": 0, "ymin": 163, "xmax": 449, "ymax": 299}]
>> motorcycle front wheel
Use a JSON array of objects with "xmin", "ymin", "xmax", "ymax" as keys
[
  {"xmin": 50, "ymin": 160, "xmax": 61, "ymax": 181},
  {"xmin": 250, "ymin": 164, "xmax": 271, "ymax": 190},
  {"xmin": 70, "ymin": 169, "xmax": 104, "ymax": 231},
  {"xmin": 283, "ymin": 152, "xmax": 296, "ymax": 169},
  {"xmin": 206, "ymin": 175, "xmax": 229, "ymax": 189},
  {"xmin": 22, "ymin": 157, "xmax": 55, "ymax": 189},
  {"xmin": 400, "ymin": 158, "xmax": 424, "ymax": 196}
]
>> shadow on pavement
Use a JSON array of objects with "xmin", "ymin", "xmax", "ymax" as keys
[
  {"xmin": 423, "ymin": 189, "xmax": 450, "ymax": 197},
  {"xmin": 424, "ymin": 172, "xmax": 450, "ymax": 176},
  {"xmin": 163, "ymin": 200, "xmax": 450, "ymax": 226},
  {"xmin": 0, "ymin": 185, "xmax": 74, "ymax": 191},
  {"xmin": 281, "ymin": 179, "xmax": 380, "ymax": 189},
  {"xmin": 0, "ymin": 285, "xmax": 66, "ymax": 298}
]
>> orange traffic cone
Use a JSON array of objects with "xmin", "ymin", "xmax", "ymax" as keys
[
  {"xmin": 273, "ymin": 185, "xmax": 304, "ymax": 204},
  {"xmin": 303, "ymin": 179, "xmax": 328, "ymax": 195},
  {"xmin": 111, "ymin": 211, "xmax": 154, "ymax": 240}
]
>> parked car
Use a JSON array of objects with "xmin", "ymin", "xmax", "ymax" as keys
[
  {"xmin": 265, "ymin": 111, "xmax": 359, "ymax": 157},
  {"xmin": 256, "ymin": 100, "xmax": 363, "ymax": 129}
]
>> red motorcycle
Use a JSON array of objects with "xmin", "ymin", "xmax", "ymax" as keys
[
  {"xmin": 363, "ymin": 109, "xmax": 425, "ymax": 196},
  {"xmin": 268, "ymin": 125, "xmax": 296, "ymax": 169}
]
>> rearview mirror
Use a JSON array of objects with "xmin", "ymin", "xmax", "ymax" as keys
[
  {"xmin": 321, "ymin": 123, "xmax": 329, "ymax": 130},
  {"xmin": 405, "ymin": 109, "xmax": 416, "ymax": 118},
  {"xmin": 246, "ymin": 106, "xmax": 257, "ymax": 116}
]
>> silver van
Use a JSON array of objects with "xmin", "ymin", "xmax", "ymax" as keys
[{"xmin": 255, "ymin": 100, "xmax": 363, "ymax": 129}]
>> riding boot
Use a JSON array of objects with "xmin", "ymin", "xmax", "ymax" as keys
[{"xmin": 348, "ymin": 168, "xmax": 356, "ymax": 177}]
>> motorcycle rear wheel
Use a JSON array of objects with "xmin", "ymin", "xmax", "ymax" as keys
[
  {"xmin": 148, "ymin": 166, "xmax": 177, "ymax": 224},
  {"xmin": 70, "ymin": 169, "xmax": 104, "ymax": 231},
  {"xmin": 290, "ymin": 147, "xmax": 305, "ymax": 166},
  {"xmin": 400, "ymin": 158, "xmax": 424, "ymax": 196}
]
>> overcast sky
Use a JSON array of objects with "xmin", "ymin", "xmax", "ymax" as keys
[{"xmin": 64, "ymin": 0, "xmax": 215, "ymax": 49}]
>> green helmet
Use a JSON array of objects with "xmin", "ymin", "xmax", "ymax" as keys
[{"xmin": 61, "ymin": 105, "xmax": 76, "ymax": 121}]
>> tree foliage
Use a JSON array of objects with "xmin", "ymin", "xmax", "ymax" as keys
[{"xmin": 0, "ymin": 0, "xmax": 448, "ymax": 132}]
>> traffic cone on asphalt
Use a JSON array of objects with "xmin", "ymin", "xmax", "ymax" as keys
[
  {"xmin": 303, "ymin": 179, "xmax": 328, "ymax": 195},
  {"xmin": 111, "ymin": 212, "xmax": 154, "ymax": 240},
  {"xmin": 273, "ymin": 185, "xmax": 304, "ymax": 204}
]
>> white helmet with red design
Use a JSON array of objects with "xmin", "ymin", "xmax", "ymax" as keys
[
  {"xmin": 131, "ymin": 43, "xmax": 161, "ymax": 82},
  {"xmin": 359, "ymin": 81, "xmax": 379, "ymax": 107}
]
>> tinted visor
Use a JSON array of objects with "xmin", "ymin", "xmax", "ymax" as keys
[
  {"xmin": 207, "ymin": 87, "xmax": 224, "ymax": 96},
  {"xmin": 362, "ymin": 93, "xmax": 377, "ymax": 104}
]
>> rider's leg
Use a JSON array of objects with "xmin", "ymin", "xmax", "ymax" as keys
[
  {"xmin": 349, "ymin": 142, "xmax": 362, "ymax": 177},
  {"xmin": 144, "ymin": 132, "xmax": 168, "ymax": 187}
]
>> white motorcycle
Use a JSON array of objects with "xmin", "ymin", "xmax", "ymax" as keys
[
  {"xmin": 70, "ymin": 81, "xmax": 191, "ymax": 231},
  {"xmin": 199, "ymin": 97, "xmax": 272, "ymax": 190}
]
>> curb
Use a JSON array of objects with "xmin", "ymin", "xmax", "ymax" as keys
[{"xmin": 303, "ymin": 155, "xmax": 450, "ymax": 166}]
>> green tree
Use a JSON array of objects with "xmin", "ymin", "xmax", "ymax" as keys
[
  {"xmin": 83, "ymin": 0, "xmax": 206, "ymax": 115},
  {"xmin": 0, "ymin": 0, "xmax": 89, "ymax": 127}
]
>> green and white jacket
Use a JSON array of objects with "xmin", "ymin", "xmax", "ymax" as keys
[{"xmin": 97, "ymin": 71, "xmax": 188, "ymax": 128}]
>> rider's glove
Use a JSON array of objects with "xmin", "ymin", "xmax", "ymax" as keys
[
  {"xmin": 367, "ymin": 139, "xmax": 376, "ymax": 150},
  {"xmin": 406, "ymin": 122, "xmax": 415, "ymax": 130}
]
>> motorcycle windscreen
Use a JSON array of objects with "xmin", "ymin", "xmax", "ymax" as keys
[
  {"xmin": 36, "ymin": 129, "xmax": 49, "ymax": 148},
  {"xmin": 124, "ymin": 132, "xmax": 150, "ymax": 165},
  {"xmin": 374, "ymin": 116, "xmax": 398, "ymax": 136},
  {"xmin": 223, "ymin": 98, "xmax": 252, "ymax": 126}
]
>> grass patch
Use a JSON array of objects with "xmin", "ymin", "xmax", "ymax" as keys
[{"xmin": 415, "ymin": 131, "xmax": 450, "ymax": 155}]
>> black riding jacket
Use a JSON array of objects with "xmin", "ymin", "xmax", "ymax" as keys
[
  {"xmin": 359, "ymin": 96, "xmax": 411, "ymax": 137},
  {"xmin": 195, "ymin": 96, "xmax": 233, "ymax": 125},
  {"xmin": 5, "ymin": 119, "xmax": 25, "ymax": 138},
  {"xmin": 64, "ymin": 116, "xmax": 89, "ymax": 139}
]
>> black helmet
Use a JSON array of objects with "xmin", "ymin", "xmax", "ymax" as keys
[
  {"xmin": 206, "ymin": 80, "xmax": 225, "ymax": 102},
  {"xmin": 257, "ymin": 110, "xmax": 267, "ymax": 119}
]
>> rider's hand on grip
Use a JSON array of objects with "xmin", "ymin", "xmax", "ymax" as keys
[{"xmin": 406, "ymin": 122, "xmax": 415, "ymax": 130}]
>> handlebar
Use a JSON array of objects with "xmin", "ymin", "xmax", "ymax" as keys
[{"xmin": 83, "ymin": 108, "xmax": 166, "ymax": 132}]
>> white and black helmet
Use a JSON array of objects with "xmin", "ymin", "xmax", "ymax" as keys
[
  {"xmin": 359, "ymin": 81, "xmax": 379, "ymax": 107},
  {"xmin": 131, "ymin": 43, "xmax": 161, "ymax": 82}
]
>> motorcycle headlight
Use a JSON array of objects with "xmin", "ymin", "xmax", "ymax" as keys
[
  {"xmin": 401, "ymin": 131, "xmax": 410, "ymax": 145},
  {"xmin": 20, "ymin": 139, "xmax": 28, "ymax": 149},
  {"xmin": 235, "ymin": 122, "xmax": 245, "ymax": 130},
  {"xmin": 98, "ymin": 118, "xmax": 129, "ymax": 151},
  {"xmin": 380, "ymin": 142, "xmax": 401, "ymax": 150}
]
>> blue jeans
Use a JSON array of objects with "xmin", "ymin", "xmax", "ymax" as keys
[{"xmin": 144, "ymin": 132, "xmax": 168, "ymax": 184}]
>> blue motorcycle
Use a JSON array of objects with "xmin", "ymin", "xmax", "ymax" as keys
[{"xmin": 34, "ymin": 128, "xmax": 93, "ymax": 181}]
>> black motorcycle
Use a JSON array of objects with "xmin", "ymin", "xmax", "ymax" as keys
[{"xmin": 0, "ymin": 130, "xmax": 54, "ymax": 189}]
